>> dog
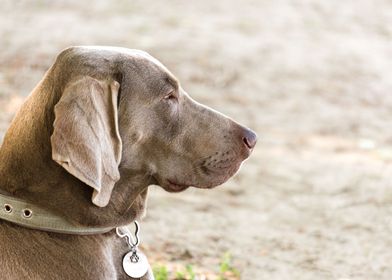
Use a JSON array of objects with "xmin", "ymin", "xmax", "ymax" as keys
[{"xmin": 0, "ymin": 46, "xmax": 257, "ymax": 279}]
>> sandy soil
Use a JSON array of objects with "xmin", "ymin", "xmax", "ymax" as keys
[{"xmin": 1, "ymin": 1, "xmax": 392, "ymax": 279}]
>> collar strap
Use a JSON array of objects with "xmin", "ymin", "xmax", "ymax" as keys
[{"xmin": 0, "ymin": 193, "xmax": 113, "ymax": 235}]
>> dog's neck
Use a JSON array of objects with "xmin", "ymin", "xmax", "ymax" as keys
[
  {"xmin": 0, "ymin": 76, "xmax": 151, "ymax": 229},
  {"xmin": 0, "ymin": 78, "xmax": 54, "ymax": 193}
]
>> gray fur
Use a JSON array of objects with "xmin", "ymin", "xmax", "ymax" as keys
[{"xmin": 0, "ymin": 46, "xmax": 256, "ymax": 279}]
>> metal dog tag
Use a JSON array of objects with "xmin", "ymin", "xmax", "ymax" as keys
[
  {"xmin": 122, "ymin": 248, "xmax": 149, "ymax": 278},
  {"xmin": 116, "ymin": 221, "xmax": 149, "ymax": 278}
]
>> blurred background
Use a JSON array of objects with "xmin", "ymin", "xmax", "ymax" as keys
[{"xmin": 1, "ymin": 1, "xmax": 392, "ymax": 279}]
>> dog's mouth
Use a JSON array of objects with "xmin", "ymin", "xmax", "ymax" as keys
[
  {"xmin": 164, "ymin": 179, "xmax": 190, "ymax": 192},
  {"xmin": 154, "ymin": 157, "xmax": 245, "ymax": 193},
  {"xmin": 161, "ymin": 178, "xmax": 213, "ymax": 192},
  {"xmin": 162, "ymin": 177, "xmax": 225, "ymax": 192}
]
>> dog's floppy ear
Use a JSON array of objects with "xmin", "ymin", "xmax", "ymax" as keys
[{"xmin": 51, "ymin": 76, "xmax": 122, "ymax": 207}]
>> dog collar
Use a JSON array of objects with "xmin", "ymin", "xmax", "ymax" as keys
[{"xmin": 0, "ymin": 193, "xmax": 113, "ymax": 235}]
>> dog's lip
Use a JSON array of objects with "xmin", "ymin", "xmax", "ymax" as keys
[
  {"xmin": 167, "ymin": 178, "xmax": 219, "ymax": 190},
  {"xmin": 158, "ymin": 171, "xmax": 236, "ymax": 192},
  {"xmin": 165, "ymin": 179, "xmax": 191, "ymax": 192},
  {"xmin": 151, "ymin": 175, "xmax": 189, "ymax": 192}
]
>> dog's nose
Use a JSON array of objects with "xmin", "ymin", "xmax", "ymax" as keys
[{"xmin": 242, "ymin": 128, "xmax": 257, "ymax": 150}]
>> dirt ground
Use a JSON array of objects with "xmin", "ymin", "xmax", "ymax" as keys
[{"xmin": 1, "ymin": 1, "xmax": 392, "ymax": 279}]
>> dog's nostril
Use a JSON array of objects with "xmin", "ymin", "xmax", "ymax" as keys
[
  {"xmin": 242, "ymin": 129, "xmax": 257, "ymax": 150},
  {"xmin": 243, "ymin": 137, "xmax": 251, "ymax": 149}
]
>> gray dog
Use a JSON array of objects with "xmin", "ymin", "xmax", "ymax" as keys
[{"xmin": 0, "ymin": 46, "xmax": 256, "ymax": 279}]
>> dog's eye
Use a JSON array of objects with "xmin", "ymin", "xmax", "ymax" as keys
[{"xmin": 163, "ymin": 91, "xmax": 177, "ymax": 101}]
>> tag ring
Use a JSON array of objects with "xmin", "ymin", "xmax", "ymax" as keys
[{"xmin": 116, "ymin": 221, "xmax": 140, "ymax": 247}]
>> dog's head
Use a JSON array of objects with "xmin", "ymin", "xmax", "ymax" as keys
[{"xmin": 51, "ymin": 46, "xmax": 257, "ymax": 208}]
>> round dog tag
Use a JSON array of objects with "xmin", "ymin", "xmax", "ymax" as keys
[{"xmin": 122, "ymin": 249, "xmax": 149, "ymax": 278}]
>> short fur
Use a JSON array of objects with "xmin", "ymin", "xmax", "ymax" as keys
[{"xmin": 0, "ymin": 46, "xmax": 256, "ymax": 279}]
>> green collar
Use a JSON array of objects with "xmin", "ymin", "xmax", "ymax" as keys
[{"xmin": 0, "ymin": 193, "xmax": 113, "ymax": 235}]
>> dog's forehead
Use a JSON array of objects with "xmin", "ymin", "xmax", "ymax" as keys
[{"xmin": 78, "ymin": 46, "xmax": 169, "ymax": 72}]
